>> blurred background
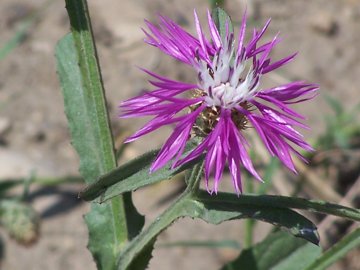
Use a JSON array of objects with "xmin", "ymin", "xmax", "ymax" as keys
[{"xmin": 0, "ymin": 0, "xmax": 359, "ymax": 269}]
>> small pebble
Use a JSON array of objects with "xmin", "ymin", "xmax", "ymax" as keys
[{"xmin": 310, "ymin": 12, "xmax": 338, "ymax": 36}]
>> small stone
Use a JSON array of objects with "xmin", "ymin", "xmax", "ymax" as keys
[
  {"xmin": 93, "ymin": 24, "xmax": 114, "ymax": 47},
  {"xmin": 33, "ymin": 130, "xmax": 46, "ymax": 143},
  {"xmin": 310, "ymin": 12, "xmax": 338, "ymax": 36}
]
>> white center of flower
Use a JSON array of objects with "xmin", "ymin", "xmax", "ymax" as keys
[{"xmin": 196, "ymin": 49, "xmax": 260, "ymax": 109}]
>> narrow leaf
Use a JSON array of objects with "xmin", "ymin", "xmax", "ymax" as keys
[
  {"xmin": 208, "ymin": 0, "xmax": 225, "ymax": 9},
  {"xmin": 211, "ymin": 7, "xmax": 234, "ymax": 43},
  {"xmin": 196, "ymin": 192, "xmax": 360, "ymax": 222},
  {"xmin": 221, "ymin": 231, "xmax": 321, "ymax": 270},
  {"xmin": 84, "ymin": 203, "xmax": 122, "ymax": 270},
  {"xmin": 116, "ymin": 188, "xmax": 359, "ymax": 270},
  {"xmin": 81, "ymin": 148, "xmax": 159, "ymax": 201},
  {"xmin": 115, "ymin": 162, "xmax": 318, "ymax": 267},
  {"xmin": 126, "ymin": 238, "xmax": 156, "ymax": 270},
  {"xmin": 159, "ymin": 240, "xmax": 240, "ymax": 249},
  {"xmin": 186, "ymin": 194, "xmax": 319, "ymax": 244},
  {"xmin": 303, "ymin": 227, "xmax": 360, "ymax": 270},
  {"xmin": 56, "ymin": 22, "xmax": 143, "ymax": 270},
  {"xmin": 80, "ymin": 140, "xmax": 201, "ymax": 202}
]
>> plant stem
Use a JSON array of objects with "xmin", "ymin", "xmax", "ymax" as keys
[
  {"xmin": 244, "ymin": 175, "xmax": 254, "ymax": 248},
  {"xmin": 117, "ymin": 163, "xmax": 204, "ymax": 269},
  {"xmin": 117, "ymin": 192, "xmax": 190, "ymax": 269},
  {"xmin": 244, "ymin": 218, "xmax": 255, "ymax": 249},
  {"xmin": 185, "ymin": 162, "xmax": 204, "ymax": 194},
  {"xmin": 304, "ymin": 227, "xmax": 360, "ymax": 270}
]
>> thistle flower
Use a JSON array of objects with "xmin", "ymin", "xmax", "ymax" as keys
[{"xmin": 120, "ymin": 10, "xmax": 318, "ymax": 194}]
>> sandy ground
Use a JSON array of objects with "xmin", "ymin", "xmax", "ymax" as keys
[{"xmin": 0, "ymin": 0, "xmax": 360, "ymax": 269}]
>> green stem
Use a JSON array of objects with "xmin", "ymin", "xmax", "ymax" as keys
[
  {"xmin": 197, "ymin": 191, "xmax": 360, "ymax": 221},
  {"xmin": 117, "ymin": 163, "xmax": 204, "ymax": 269},
  {"xmin": 21, "ymin": 170, "xmax": 36, "ymax": 200},
  {"xmin": 244, "ymin": 175, "xmax": 254, "ymax": 248},
  {"xmin": 304, "ymin": 228, "xmax": 360, "ymax": 270},
  {"xmin": 117, "ymin": 193, "xmax": 189, "ymax": 269},
  {"xmin": 185, "ymin": 162, "xmax": 204, "ymax": 194},
  {"xmin": 244, "ymin": 218, "xmax": 255, "ymax": 249}
]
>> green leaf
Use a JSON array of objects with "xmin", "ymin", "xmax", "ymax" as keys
[
  {"xmin": 209, "ymin": 0, "xmax": 225, "ymax": 9},
  {"xmin": 211, "ymin": 7, "xmax": 234, "ymax": 44},
  {"xmin": 56, "ymin": 1, "xmax": 143, "ymax": 266},
  {"xmin": 84, "ymin": 204, "xmax": 121, "ymax": 269},
  {"xmin": 197, "ymin": 192, "xmax": 360, "ymax": 222},
  {"xmin": 56, "ymin": 34, "xmax": 111, "ymax": 184},
  {"xmin": 126, "ymin": 238, "xmax": 156, "ymax": 270},
  {"xmin": 57, "ymin": 32, "xmax": 115, "ymax": 185},
  {"xmin": 80, "ymin": 139, "xmax": 202, "ymax": 202},
  {"xmin": 159, "ymin": 240, "xmax": 240, "ymax": 250},
  {"xmin": 117, "ymin": 193, "xmax": 319, "ymax": 270},
  {"xmin": 85, "ymin": 198, "xmax": 144, "ymax": 269},
  {"xmin": 114, "ymin": 162, "xmax": 359, "ymax": 270},
  {"xmin": 221, "ymin": 231, "xmax": 321, "ymax": 270},
  {"xmin": 56, "ymin": 33, "xmax": 128, "ymax": 270},
  {"xmin": 303, "ymin": 227, "xmax": 360, "ymax": 270},
  {"xmin": 187, "ymin": 192, "xmax": 319, "ymax": 244}
]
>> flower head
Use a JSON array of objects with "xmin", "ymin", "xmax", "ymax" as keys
[{"xmin": 120, "ymin": 10, "xmax": 318, "ymax": 194}]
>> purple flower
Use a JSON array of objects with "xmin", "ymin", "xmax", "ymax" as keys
[{"xmin": 120, "ymin": 10, "xmax": 318, "ymax": 194}]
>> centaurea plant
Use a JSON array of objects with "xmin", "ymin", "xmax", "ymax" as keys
[{"xmin": 56, "ymin": 2, "xmax": 360, "ymax": 270}]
